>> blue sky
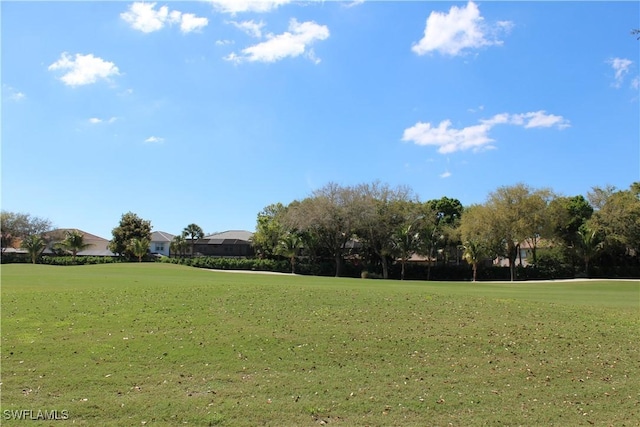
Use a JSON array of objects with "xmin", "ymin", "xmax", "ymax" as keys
[{"xmin": 2, "ymin": 1, "xmax": 639, "ymax": 239}]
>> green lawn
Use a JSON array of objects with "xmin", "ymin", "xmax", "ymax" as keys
[{"xmin": 1, "ymin": 264, "xmax": 639, "ymax": 426}]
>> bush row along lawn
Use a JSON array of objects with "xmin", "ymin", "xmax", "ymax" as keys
[{"xmin": 1, "ymin": 264, "xmax": 639, "ymax": 426}]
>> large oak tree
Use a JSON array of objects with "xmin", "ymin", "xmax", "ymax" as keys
[
  {"xmin": 465, "ymin": 183, "xmax": 553, "ymax": 281},
  {"xmin": 284, "ymin": 183, "xmax": 362, "ymax": 277},
  {"xmin": 354, "ymin": 182, "xmax": 414, "ymax": 279}
]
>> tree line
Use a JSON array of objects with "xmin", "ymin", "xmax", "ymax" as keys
[
  {"xmin": 2, "ymin": 181, "xmax": 639, "ymax": 280},
  {"xmin": 252, "ymin": 181, "xmax": 640, "ymax": 280}
]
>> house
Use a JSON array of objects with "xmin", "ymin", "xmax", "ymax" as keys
[
  {"xmin": 493, "ymin": 238, "xmax": 552, "ymax": 267},
  {"xmin": 43, "ymin": 229, "xmax": 115, "ymax": 256},
  {"xmin": 150, "ymin": 231, "xmax": 174, "ymax": 256},
  {"xmin": 11, "ymin": 228, "xmax": 182, "ymax": 258},
  {"xmin": 189, "ymin": 230, "xmax": 254, "ymax": 257}
]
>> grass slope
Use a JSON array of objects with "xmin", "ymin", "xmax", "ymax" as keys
[{"xmin": 1, "ymin": 264, "xmax": 639, "ymax": 426}]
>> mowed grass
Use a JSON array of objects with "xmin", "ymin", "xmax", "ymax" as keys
[{"xmin": 1, "ymin": 264, "xmax": 638, "ymax": 426}]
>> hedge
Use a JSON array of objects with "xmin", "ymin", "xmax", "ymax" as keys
[
  {"xmin": 159, "ymin": 256, "xmax": 291, "ymax": 273},
  {"xmin": 39, "ymin": 256, "xmax": 122, "ymax": 265}
]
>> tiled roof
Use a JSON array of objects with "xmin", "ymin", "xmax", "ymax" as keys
[
  {"xmin": 151, "ymin": 231, "xmax": 175, "ymax": 242},
  {"xmin": 203, "ymin": 230, "xmax": 254, "ymax": 242}
]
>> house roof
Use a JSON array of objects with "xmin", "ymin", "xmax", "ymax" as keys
[
  {"xmin": 205, "ymin": 238, "xmax": 250, "ymax": 245},
  {"xmin": 44, "ymin": 228, "xmax": 115, "ymax": 256},
  {"xmin": 46, "ymin": 228, "xmax": 107, "ymax": 242},
  {"xmin": 151, "ymin": 231, "xmax": 175, "ymax": 242},
  {"xmin": 406, "ymin": 254, "xmax": 436, "ymax": 263},
  {"xmin": 2, "ymin": 247, "xmax": 27, "ymax": 254},
  {"xmin": 203, "ymin": 230, "xmax": 254, "ymax": 242}
]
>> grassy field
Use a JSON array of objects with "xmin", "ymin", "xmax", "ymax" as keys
[{"xmin": 1, "ymin": 263, "xmax": 638, "ymax": 426}]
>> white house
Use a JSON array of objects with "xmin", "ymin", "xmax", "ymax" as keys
[{"xmin": 150, "ymin": 231, "xmax": 174, "ymax": 256}]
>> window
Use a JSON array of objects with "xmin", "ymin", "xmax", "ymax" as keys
[{"xmin": 155, "ymin": 244, "xmax": 164, "ymax": 252}]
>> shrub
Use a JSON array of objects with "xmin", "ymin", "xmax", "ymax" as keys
[
  {"xmin": 159, "ymin": 256, "xmax": 290, "ymax": 272},
  {"xmin": 1, "ymin": 252, "xmax": 29, "ymax": 264},
  {"xmin": 535, "ymin": 247, "xmax": 575, "ymax": 279},
  {"xmin": 39, "ymin": 256, "xmax": 121, "ymax": 265}
]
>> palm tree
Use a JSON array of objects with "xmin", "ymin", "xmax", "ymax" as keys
[
  {"xmin": 394, "ymin": 223, "xmax": 421, "ymax": 281},
  {"xmin": 130, "ymin": 237, "xmax": 150, "ymax": 262},
  {"xmin": 462, "ymin": 240, "xmax": 486, "ymax": 282},
  {"xmin": 183, "ymin": 224, "xmax": 204, "ymax": 257},
  {"xmin": 21, "ymin": 234, "xmax": 46, "ymax": 264},
  {"xmin": 170, "ymin": 234, "xmax": 188, "ymax": 258},
  {"xmin": 58, "ymin": 230, "xmax": 91, "ymax": 262},
  {"xmin": 577, "ymin": 228, "xmax": 603, "ymax": 277},
  {"xmin": 276, "ymin": 233, "xmax": 302, "ymax": 273},
  {"xmin": 420, "ymin": 224, "xmax": 444, "ymax": 281}
]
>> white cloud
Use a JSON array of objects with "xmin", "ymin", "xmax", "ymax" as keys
[
  {"xmin": 402, "ymin": 111, "xmax": 569, "ymax": 154},
  {"xmin": 305, "ymin": 48, "xmax": 321, "ymax": 65},
  {"xmin": 3, "ymin": 85, "xmax": 26, "ymax": 101},
  {"xmin": 496, "ymin": 20, "xmax": 515, "ymax": 33},
  {"xmin": 179, "ymin": 13, "xmax": 209, "ymax": 33},
  {"xmin": 225, "ymin": 19, "xmax": 329, "ymax": 64},
  {"xmin": 48, "ymin": 52, "xmax": 120, "ymax": 87},
  {"xmin": 89, "ymin": 117, "xmax": 117, "ymax": 124},
  {"xmin": 228, "ymin": 19, "xmax": 265, "ymax": 38},
  {"xmin": 632, "ymin": 76, "xmax": 639, "ymax": 90},
  {"xmin": 121, "ymin": 2, "xmax": 208, "ymax": 33},
  {"xmin": 224, "ymin": 52, "xmax": 240, "ymax": 62},
  {"xmin": 412, "ymin": 1, "xmax": 512, "ymax": 56},
  {"xmin": 608, "ymin": 57, "xmax": 633, "ymax": 88},
  {"xmin": 402, "ymin": 120, "xmax": 495, "ymax": 154},
  {"xmin": 440, "ymin": 171, "xmax": 452, "ymax": 179},
  {"xmin": 144, "ymin": 136, "xmax": 164, "ymax": 143},
  {"xmin": 169, "ymin": 10, "xmax": 182, "ymax": 25},
  {"xmin": 216, "ymin": 39, "xmax": 234, "ymax": 46},
  {"xmin": 206, "ymin": 0, "xmax": 291, "ymax": 14},
  {"xmin": 343, "ymin": 0, "xmax": 365, "ymax": 8},
  {"xmin": 121, "ymin": 2, "xmax": 168, "ymax": 32},
  {"xmin": 513, "ymin": 111, "xmax": 570, "ymax": 129},
  {"xmin": 480, "ymin": 112, "xmax": 510, "ymax": 126}
]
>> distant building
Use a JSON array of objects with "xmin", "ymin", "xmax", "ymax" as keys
[
  {"xmin": 150, "ymin": 231, "xmax": 174, "ymax": 257},
  {"xmin": 188, "ymin": 230, "xmax": 254, "ymax": 257},
  {"xmin": 43, "ymin": 229, "xmax": 115, "ymax": 256}
]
